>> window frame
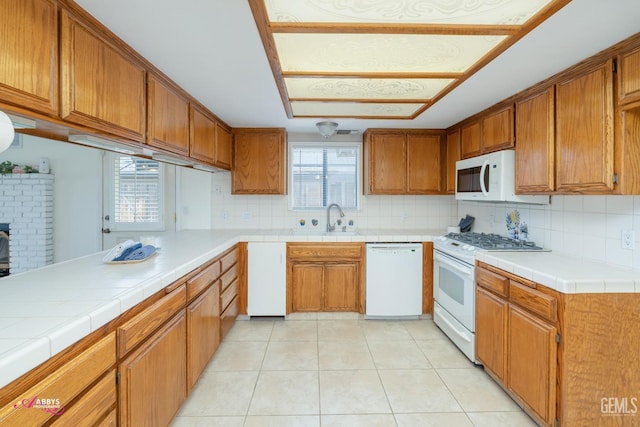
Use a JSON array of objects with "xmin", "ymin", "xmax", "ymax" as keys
[
  {"xmin": 106, "ymin": 153, "xmax": 166, "ymax": 232},
  {"xmin": 288, "ymin": 141, "xmax": 362, "ymax": 211}
]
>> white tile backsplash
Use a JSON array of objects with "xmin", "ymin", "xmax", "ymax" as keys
[{"xmin": 459, "ymin": 195, "xmax": 640, "ymax": 270}]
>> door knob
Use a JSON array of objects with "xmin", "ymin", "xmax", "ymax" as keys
[{"xmin": 102, "ymin": 228, "xmax": 111, "ymax": 234}]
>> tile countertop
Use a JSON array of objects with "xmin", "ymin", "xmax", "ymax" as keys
[
  {"xmin": 476, "ymin": 250, "xmax": 640, "ymax": 294},
  {"xmin": 0, "ymin": 228, "xmax": 444, "ymax": 388}
]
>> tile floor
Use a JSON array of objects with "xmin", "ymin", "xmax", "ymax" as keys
[{"xmin": 172, "ymin": 314, "xmax": 537, "ymax": 427}]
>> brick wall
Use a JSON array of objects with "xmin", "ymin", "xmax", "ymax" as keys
[{"xmin": 0, "ymin": 174, "xmax": 54, "ymax": 274}]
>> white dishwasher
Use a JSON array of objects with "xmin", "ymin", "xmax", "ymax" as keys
[
  {"xmin": 365, "ymin": 243, "xmax": 423, "ymax": 318},
  {"xmin": 247, "ymin": 242, "xmax": 286, "ymax": 316}
]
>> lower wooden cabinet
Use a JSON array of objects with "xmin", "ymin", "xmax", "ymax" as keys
[
  {"xmin": 508, "ymin": 305, "xmax": 557, "ymax": 424},
  {"xmin": 287, "ymin": 243, "xmax": 364, "ymax": 313},
  {"xmin": 187, "ymin": 282, "xmax": 220, "ymax": 392},
  {"xmin": 50, "ymin": 370, "xmax": 116, "ymax": 427},
  {"xmin": 475, "ymin": 287, "xmax": 508, "ymax": 382},
  {"xmin": 118, "ymin": 311, "xmax": 187, "ymax": 427}
]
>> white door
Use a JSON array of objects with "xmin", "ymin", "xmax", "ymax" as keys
[
  {"xmin": 101, "ymin": 153, "xmax": 176, "ymax": 250},
  {"xmin": 247, "ymin": 242, "xmax": 286, "ymax": 316}
]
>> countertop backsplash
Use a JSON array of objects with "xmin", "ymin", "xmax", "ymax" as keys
[{"xmin": 459, "ymin": 195, "xmax": 640, "ymax": 270}]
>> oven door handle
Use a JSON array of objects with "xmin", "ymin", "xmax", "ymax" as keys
[{"xmin": 435, "ymin": 252, "xmax": 473, "ymax": 276}]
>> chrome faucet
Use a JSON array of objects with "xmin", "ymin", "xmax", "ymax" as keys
[{"xmin": 326, "ymin": 203, "xmax": 345, "ymax": 232}]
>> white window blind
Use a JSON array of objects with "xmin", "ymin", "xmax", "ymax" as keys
[
  {"xmin": 290, "ymin": 143, "xmax": 360, "ymax": 209},
  {"xmin": 112, "ymin": 156, "xmax": 164, "ymax": 230}
]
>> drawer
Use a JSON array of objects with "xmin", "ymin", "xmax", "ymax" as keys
[
  {"xmin": 0, "ymin": 333, "xmax": 115, "ymax": 426},
  {"xmin": 118, "ymin": 284, "xmax": 186, "ymax": 357},
  {"xmin": 476, "ymin": 266, "xmax": 509, "ymax": 298},
  {"xmin": 220, "ymin": 246, "xmax": 239, "ymax": 272},
  {"xmin": 187, "ymin": 260, "xmax": 221, "ymax": 301},
  {"xmin": 220, "ymin": 263, "xmax": 239, "ymax": 292},
  {"xmin": 287, "ymin": 243, "xmax": 363, "ymax": 260},
  {"xmin": 220, "ymin": 278, "xmax": 238, "ymax": 312},
  {"xmin": 220, "ymin": 295, "xmax": 239, "ymax": 338},
  {"xmin": 50, "ymin": 370, "xmax": 116, "ymax": 427},
  {"xmin": 509, "ymin": 280, "xmax": 557, "ymax": 322}
]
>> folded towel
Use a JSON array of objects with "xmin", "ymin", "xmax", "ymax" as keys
[
  {"xmin": 113, "ymin": 243, "xmax": 142, "ymax": 261},
  {"xmin": 102, "ymin": 239, "xmax": 136, "ymax": 262},
  {"xmin": 124, "ymin": 245, "xmax": 157, "ymax": 261}
]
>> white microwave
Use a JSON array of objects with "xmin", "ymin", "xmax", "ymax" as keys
[{"xmin": 455, "ymin": 150, "xmax": 549, "ymax": 204}]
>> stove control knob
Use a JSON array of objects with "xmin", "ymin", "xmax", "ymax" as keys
[{"xmin": 464, "ymin": 245, "xmax": 474, "ymax": 251}]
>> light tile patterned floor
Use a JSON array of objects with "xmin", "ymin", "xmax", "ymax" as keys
[{"xmin": 172, "ymin": 315, "xmax": 537, "ymax": 427}]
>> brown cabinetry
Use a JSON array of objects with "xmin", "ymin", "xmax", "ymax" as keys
[
  {"xmin": 364, "ymin": 130, "xmax": 444, "ymax": 194},
  {"xmin": 189, "ymin": 104, "xmax": 233, "ymax": 170},
  {"xmin": 555, "ymin": 60, "xmax": 615, "ymax": 193},
  {"xmin": 0, "ymin": 0, "xmax": 58, "ymax": 115},
  {"xmin": 460, "ymin": 105, "xmax": 514, "ymax": 159},
  {"xmin": 119, "ymin": 311, "xmax": 187, "ymax": 427},
  {"xmin": 232, "ymin": 128, "xmax": 286, "ymax": 194},
  {"xmin": 186, "ymin": 283, "xmax": 220, "ymax": 391},
  {"xmin": 287, "ymin": 243, "xmax": 364, "ymax": 313},
  {"xmin": 147, "ymin": 74, "xmax": 190, "ymax": 155},
  {"xmin": 515, "ymin": 87, "xmax": 555, "ymax": 193},
  {"xmin": 445, "ymin": 130, "xmax": 461, "ymax": 194},
  {"xmin": 60, "ymin": 10, "xmax": 146, "ymax": 142},
  {"xmin": 475, "ymin": 265, "xmax": 557, "ymax": 426},
  {"xmin": 214, "ymin": 122, "xmax": 233, "ymax": 170},
  {"xmin": 618, "ymin": 46, "xmax": 640, "ymax": 107},
  {"xmin": 219, "ymin": 247, "xmax": 241, "ymax": 338}
]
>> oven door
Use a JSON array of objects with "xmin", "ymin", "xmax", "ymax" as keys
[{"xmin": 433, "ymin": 249, "xmax": 475, "ymax": 332}]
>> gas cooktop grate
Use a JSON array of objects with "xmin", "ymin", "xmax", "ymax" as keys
[{"xmin": 446, "ymin": 232, "xmax": 544, "ymax": 250}]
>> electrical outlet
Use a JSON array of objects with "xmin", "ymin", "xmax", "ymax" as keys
[
  {"xmin": 622, "ymin": 230, "xmax": 635, "ymax": 249},
  {"xmin": 214, "ymin": 185, "xmax": 222, "ymax": 194}
]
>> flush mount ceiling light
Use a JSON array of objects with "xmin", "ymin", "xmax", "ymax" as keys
[
  {"xmin": 248, "ymin": 0, "xmax": 570, "ymax": 120},
  {"xmin": 316, "ymin": 121, "xmax": 338, "ymax": 138}
]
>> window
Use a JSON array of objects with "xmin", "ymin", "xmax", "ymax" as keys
[
  {"xmin": 108, "ymin": 154, "xmax": 164, "ymax": 231},
  {"xmin": 289, "ymin": 143, "xmax": 360, "ymax": 209}
]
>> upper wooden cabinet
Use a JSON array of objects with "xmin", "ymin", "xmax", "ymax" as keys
[
  {"xmin": 618, "ymin": 46, "xmax": 640, "ymax": 107},
  {"xmin": 364, "ymin": 130, "xmax": 444, "ymax": 195},
  {"xmin": 445, "ymin": 129, "xmax": 461, "ymax": 194},
  {"xmin": 147, "ymin": 74, "xmax": 190, "ymax": 156},
  {"xmin": 555, "ymin": 60, "xmax": 615, "ymax": 193},
  {"xmin": 232, "ymin": 128, "xmax": 286, "ymax": 194},
  {"xmin": 0, "ymin": 0, "xmax": 58, "ymax": 115},
  {"xmin": 515, "ymin": 87, "xmax": 555, "ymax": 193},
  {"xmin": 460, "ymin": 105, "xmax": 514, "ymax": 159},
  {"xmin": 190, "ymin": 109, "xmax": 231, "ymax": 169},
  {"xmin": 460, "ymin": 121, "xmax": 481, "ymax": 159},
  {"xmin": 60, "ymin": 10, "xmax": 146, "ymax": 142},
  {"xmin": 214, "ymin": 122, "xmax": 232, "ymax": 170}
]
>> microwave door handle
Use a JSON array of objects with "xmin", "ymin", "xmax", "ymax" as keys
[{"xmin": 479, "ymin": 160, "xmax": 489, "ymax": 195}]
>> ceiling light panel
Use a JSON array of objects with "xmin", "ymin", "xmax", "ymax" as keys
[
  {"xmin": 274, "ymin": 33, "xmax": 506, "ymax": 74},
  {"xmin": 264, "ymin": 0, "xmax": 554, "ymax": 25},
  {"xmin": 285, "ymin": 77, "xmax": 455, "ymax": 100},
  {"xmin": 291, "ymin": 101, "xmax": 424, "ymax": 118}
]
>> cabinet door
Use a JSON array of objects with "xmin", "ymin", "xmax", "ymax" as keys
[
  {"xmin": 119, "ymin": 311, "xmax": 187, "ymax": 427},
  {"xmin": 515, "ymin": 87, "xmax": 555, "ymax": 193},
  {"xmin": 214, "ymin": 123, "xmax": 233, "ymax": 170},
  {"xmin": 445, "ymin": 130, "xmax": 461, "ymax": 194},
  {"xmin": 460, "ymin": 121, "xmax": 481, "ymax": 159},
  {"xmin": 189, "ymin": 104, "xmax": 215, "ymax": 163},
  {"xmin": 60, "ymin": 11, "xmax": 146, "ymax": 142},
  {"xmin": 508, "ymin": 305, "xmax": 557, "ymax": 425},
  {"xmin": 482, "ymin": 106, "xmax": 514, "ymax": 153},
  {"xmin": 407, "ymin": 134, "xmax": 442, "ymax": 194},
  {"xmin": 475, "ymin": 287, "xmax": 508, "ymax": 382},
  {"xmin": 618, "ymin": 46, "xmax": 640, "ymax": 106},
  {"xmin": 366, "ymin": 132, "xmax": 406, "ymax": 194},
  {"xmin": 187, "ymin": 283, "xmax": 220, "ymax": 392},
  {"xmin": 324, "ymin": 263, "xmax": 359, "ymax": 311},
  {"xmin": 0, "ymin": 0, "xmax": 58, "ymax": 115},
  {"xmin": 232, "ymin": 128, "xmax": 286, "ymax": 194},
  {"xmin": 291, "ymin": 263, "xmax": 323, "ymax": 312},
  {"xmin": 147, "ymin": 74, "xmax": 190, "ymax": 155},
  {"xmin": 555, "ymin": 60, "xmax": 615, "ymax": 193}
]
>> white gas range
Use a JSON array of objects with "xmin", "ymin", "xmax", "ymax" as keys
[{"xmin": 432, "ymin": 232, "xmax": 546, "ymax": 363}]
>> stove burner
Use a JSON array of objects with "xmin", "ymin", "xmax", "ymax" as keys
[{"xmin": 446, "ymin": 232, "xmax": 544, "ymax": 251}]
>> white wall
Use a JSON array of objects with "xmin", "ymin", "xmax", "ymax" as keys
[
  {"xmin": 0, "ymin": 134, "xmax": 102, "ymax": 262},
  {"xmin": 459, "ymin": 195, "xmax": 640, "ymax": 269},
  {"xmin": 177, "ymin": 167, "xmax": 212, "ymax": 230}
]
